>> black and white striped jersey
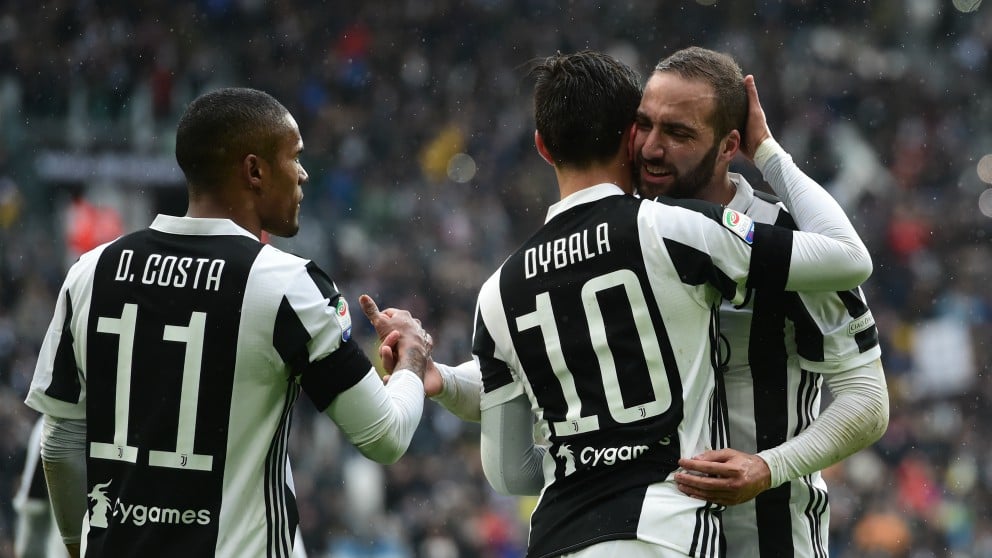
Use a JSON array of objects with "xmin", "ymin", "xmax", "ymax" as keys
[
  {"xmin": 26, "ymin": 215, "xmax": 372, "ymax": 558},
  {"xmin": 718, "ymin": 176, "xmax": 880, "ymax": 558},
  {"xmin": 474, "ymin": 184, "xmax": 804, "ymax": 558}
]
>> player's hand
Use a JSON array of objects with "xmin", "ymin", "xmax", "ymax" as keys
[
  {"xmin": 738, "ymin": 75, "xmax": 773, "ymax": 162},
  {"xmin": 378, "ymin": 330, "xmax": 400, "ymax": 375},
  {"xmin": 383, "ymin": 356, "xmax": 443, "ymax": 398},
  {"xmin": 359, "ymin": 294, "xmax": 432, "ymax": 380},
  {"xmin": 674, "ymin": 448, "xmax": 772, "ymax": 506},
  {"xmin": 379, "ymin": 333, "xmax": 442, "ymax": 395},
  {"xmin": 422, "ymin": 359, "xmax": 444, "ymax": 397}
]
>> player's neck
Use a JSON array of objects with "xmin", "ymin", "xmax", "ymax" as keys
[
  {"xmin": 186, "ymin": 194, "xmax": 262, "ymax": 238},
  {"xmin": 555, "ymin": 160, "xmax": 633, "ymax": 200},
  {"xmin": 695, "ymin": 174, "xmax": 736, "ymax": 206}
]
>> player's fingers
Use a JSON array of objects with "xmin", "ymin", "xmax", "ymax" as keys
[
  {"xmin": 380, "ymin": 331, "xmax": 400, "ymax": 372},
  {"xmin": 674, "ymin": 471, "xmax": 722, "ymax": 490},
  {"xmin": 686, "ymin": 449, "xmax": 734, "ymax": 462},
  {"xmin": 746, "ymin": 75, "xmax": 763, "ymax": 111},
  {"xmin": 676, "ymin": 482, "xmax": 725, "ymax": 504},
  {"xmin": 678, "ymin": 457, "xmax": 736, "ymax": 476},
  {"xmin": 359, "ymin": 294, "xmax": 381, "ymax": 322}
]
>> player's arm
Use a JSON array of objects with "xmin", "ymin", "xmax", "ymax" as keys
[
  {"xmin": 22, "ymin": 258, "xmax": 95, "ymax": 558},
  {"xmin": 361, "ymin": 292, "xmax": 483, "ymax": 423},
  {"xmin": 284, "ymin": 265, "xmax": 428, "ymax": 464},
  {"xmin": 480, "ymin": 392, "xmax": 545, "ymax": 495},
  {"xmin": 429, "ymin": 360, "xmax": 482, "ymax": 422},
  {"xmin": 317, "ymin": 296, "xmax": 429, "ymax": 464},
  {"xmin": 741, "ymin": 74, "xmax": 871, "ymax": 282},
  {"xmin": 649, "ymin": 200, "xmax": 869, "ymax": 299},
  {"xmin": 473, "ymin": 280, "xmax": 544, "ymax": 495},
  {"xmin": 15, "ymin": 417, "xmax": 62, "ymax": 558},
  {"xmin": 675, "ymin": 358, "xmax": 888, "ymax": 505},
  {"xmin": 758, "ymin": 357, "xmax": 888, "ymax": 485},
  {"xmin": 40, "ymin": 415, "xmax": 86, "ymax": 558}
]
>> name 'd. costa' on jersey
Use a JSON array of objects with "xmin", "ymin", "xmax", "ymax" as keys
[
  {"xmin": 524, "ymin": 222, "xmax": 611, "ymax": 279},
  {"xmin": 113, "ymin": 249, "xmax": 226, "ymax": 291}
]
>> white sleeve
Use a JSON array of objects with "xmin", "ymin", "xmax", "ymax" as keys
[
  {"xmin": 430, "ymin": 360, "xmax": 482, "ymax": 422},
  {"xmin": 757, "ymin": 358, "xmax": 889, "ymax": 488},
  {"xmin": 324, "ymin": 368, "xmax": 424, "ymax": 464},
  {"xmin": 754, "ymin": 138, "xmax": 872, "ymax": 289},
  {"xmin": 39, "ymin": 415, "xmax": 88, "ymax": 546},
  {"xmin": 480, "ymin": 393, "xmax": 546, "ymax": 496}
]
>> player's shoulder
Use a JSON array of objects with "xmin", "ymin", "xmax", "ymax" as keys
[
  {"xmin": 647, "ymin": 196, "xmax": 724, "ymax": 223},
  {"xmin": 238, "ymin": 244, "xmax": 333, "ymax": 296},
  {"xmin": 746, "ymin": 189, "xmax": 795, "ymax": 228},
  {"xmin": 65, "ymin": 235, "xmax": 125, "ymax": 283}
]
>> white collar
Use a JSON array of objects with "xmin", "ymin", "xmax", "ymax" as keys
[
  {"xmin": 149, "ymin": 215, "xmax": 259, "ymax": 240},
  {"xmin": 545, "ymin": 183, "xmax": 627, "ymax": 223},
  {"xmin": 727, "ymin": 173, "xmax": 756, "ymax": 213}
]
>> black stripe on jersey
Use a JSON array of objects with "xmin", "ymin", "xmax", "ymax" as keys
[
  {"xmin": 689, "ymin": 502, "xmax": 724, "ymax": 558},
  {"xmin": 44, "ymin": 290, "xmax": 82, "ymax": 403},
  {"xmin": 305, "ymin": 261, "xmax": 337, "ymax": 301},
  {"xmin": 749, "ymin": 286, "xmax": 794, "ymax": 556},
  {"xmin": 785, "ymin": 294, "xmax": 825, "ymax": 362},
  {"xmin": 746, "ymin": 223, "xmax": 793, "ymax": 292},
  {"xmin": 664, "ymin": 240, "xmax": 739, "ymax": 301},
  {"xmin": 792, "ymin": 371, "xmax": 821, "ymax": 437},
  {"xmin": 836, "ymin": 290, "xmax": 879, "ymax": 353},
  {"xmin": 275, "ymin": 297, "xmax": 312, "ymax": 374},
  {"xmin": 755, "ymin": 485, "xmax": 793, "ymax": 557},
  {"xmin": 274, "ymin": 296, "xmax": 370, "ymax": 412},
  {"xmin": 709, "ymin": 308, "xmax": 729, "ymax": 451},
  {"xmin": 299, "ymin": 342, "xmax": 372, "ymax": 412},
  {"xmin": 265, "ymin": 383, "xmax": 299, "ymax": 558},
  {"xmin": 473, "ymin": 308, "xmax": 513, "ymax": 392},
  {"xmin": 286, "ymin": 484, "xmax": 300, "ymax": 555},
  {"xmin": 802, "ymin": 479, "xmax": 829, "ymax": 558}
]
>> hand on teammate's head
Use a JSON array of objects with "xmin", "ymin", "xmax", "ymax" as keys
[{"xmin": 739, "ymin": 75, "xmax": 773, "ymax": 161}]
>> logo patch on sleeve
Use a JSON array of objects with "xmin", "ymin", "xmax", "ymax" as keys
[
  {"xmin": 721, "ymin": 208, "xmax": 755, "ymax": 244},
  {"xmin": 335, "ymin": 298, "xmax": 353, "ymax": 341},
  {"xmin": 848, "ymin": 311, "xmax": 875, "ymax": 335}
]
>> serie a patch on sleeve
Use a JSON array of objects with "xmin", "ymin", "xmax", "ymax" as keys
[
  {"xmin": 721, "ymin": 208, "xmax": 755, "ymax": 244},
  {"xmin": 334, "ymin": 297, "xmax": 353, "ymax": 342}
]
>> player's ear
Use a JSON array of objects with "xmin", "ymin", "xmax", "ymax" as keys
[
  {"xmin": 534, "ymin": 130, "xmax": 554, "ymax": 166},
  {"xmin": 244, "ymin": 154, "xmax": 264, "ymax": 192},
  {"xmin": 719, "ymin": 129, "xmax": 741, "ymax": 163},
  {"xmin": 626, "ymin": 122, "xmax": 637, "ymax": 163}
]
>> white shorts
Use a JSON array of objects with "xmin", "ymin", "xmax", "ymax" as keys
[{"xmin": 560, "ymin": 539, "xmax": 691, "ymax": 558}]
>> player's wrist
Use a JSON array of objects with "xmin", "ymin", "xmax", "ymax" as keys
[{"xmin": 753, "ymin": 136, "xmax": 784, "ymax": 171}]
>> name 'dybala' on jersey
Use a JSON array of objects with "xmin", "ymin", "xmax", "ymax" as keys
[
  {"xmin": 525, "ymin": 222, "xmax": 611, "ymax": 279},
  {"xmin": 113, "ymin": 249, "xmax": 225, "ymax": 291}
]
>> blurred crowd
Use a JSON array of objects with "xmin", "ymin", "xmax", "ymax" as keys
[{"xmin": 1, "ymin": 1, "xmax": 991, "ymax": 557}]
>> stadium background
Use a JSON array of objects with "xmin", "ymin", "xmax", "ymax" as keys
[{"xmin": 1, "ymin": 1, "xmax": 991, "ymax": 556}]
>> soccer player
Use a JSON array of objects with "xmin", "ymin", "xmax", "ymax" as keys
[
  {"xmin": 633, "ymin": 47, "xmax": 888, "ymax": 558},
  {"xmin": 471, "ymin": 50, "xmax": 871, "ymax": 558},
  {"xmin": 14, "ymin": 417, "xmax": 69, "ymax": 558},
  {"xmin": 24, "ymin": 87, "xmax": 432, "ymax": 558}
]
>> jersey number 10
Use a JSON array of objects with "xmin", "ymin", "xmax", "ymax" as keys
[{"xmin": 515, "ymin": 269, "xmax": 673, "ymax": 437}]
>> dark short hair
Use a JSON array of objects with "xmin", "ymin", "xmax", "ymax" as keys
[
  {"xmin": 530, "ymin": 50, "xmax": 642, "ymax": 168},
  {"xmin": 175, "ymin": 87, "xmax": 290, "ymax": 189},
  {"xmin": 654, "ymin": 47, "xmax": 746, "ymax": 141}
]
